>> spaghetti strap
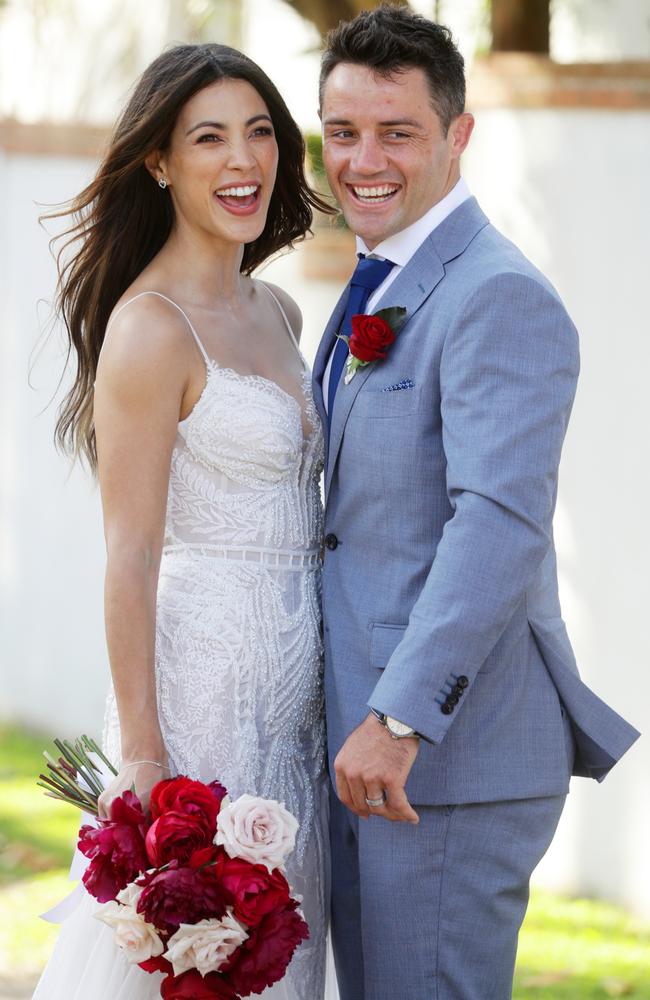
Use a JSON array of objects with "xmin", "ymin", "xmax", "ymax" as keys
[
  {"xmin": 106, "ymin": 291, "xmax": 211, "ymax": 366},
  {"xmin": 259, "ymin": 282, "xmax": 306, "ymax": 369}
]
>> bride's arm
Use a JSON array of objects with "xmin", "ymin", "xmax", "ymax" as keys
[{"xmin": 92, "ymin": 298, "xmax": 192, "ymax": 817}]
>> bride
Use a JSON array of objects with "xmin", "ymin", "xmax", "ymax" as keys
[{"xmin": 35, "ymin": 42, "xmax": 336, "ymax": 1000}]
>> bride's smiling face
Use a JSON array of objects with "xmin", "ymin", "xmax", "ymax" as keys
[{"xmin": 151, "ymin": 78, "xmax": 279, "ymax": 248}]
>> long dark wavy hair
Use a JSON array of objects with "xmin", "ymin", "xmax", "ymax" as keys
[{"xmin": 48, "ymin": 43, "xmax": 331, "ymax": 470}]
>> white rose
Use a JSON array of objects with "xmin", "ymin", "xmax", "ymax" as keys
[
  {"xmin": 116, "ymin": 881, "xmax": 143, "ymax": 908},
  {"xmin": 165, "ymin": 912, "xmax": 248, "ymax": 977},
  {"xmin": 94, "ymin": 900, "xmax": 164, "ymax": 965},
  {"xmin": 215, "ymin": 794, "xmax": 299, "ymax": 871}
]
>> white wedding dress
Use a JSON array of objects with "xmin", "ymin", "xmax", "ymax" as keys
[{"xmin": 34, "ymin": 287, "xmax": 338, "ymax": 1000}]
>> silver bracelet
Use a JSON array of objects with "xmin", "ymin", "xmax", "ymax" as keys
[{"xmin": 123, "ymin": 759, "xmax": 171, "ymax": 771}]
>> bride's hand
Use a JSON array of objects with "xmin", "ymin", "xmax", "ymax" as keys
[{"xmin": 97, "ymin": 759, "xmax": 170, "ymax": 820}]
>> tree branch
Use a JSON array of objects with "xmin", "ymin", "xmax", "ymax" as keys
[{"xmin": 281, "ymin": 0, "xmax": 411, "ymax": 39}]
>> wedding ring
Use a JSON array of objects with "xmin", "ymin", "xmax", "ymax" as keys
[{"xmin": 365, "ymin": 791, "xmax": 387, "ymax": 808}]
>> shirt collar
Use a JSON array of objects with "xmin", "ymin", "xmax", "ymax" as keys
[{"xmin": 356, "ymin": 177, "xmax": 471, "ymax": 266}]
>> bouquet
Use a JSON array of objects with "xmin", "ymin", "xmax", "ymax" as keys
[{"xmin": 38, "ymin": 736, "xmax": 308, "ymax": 998}]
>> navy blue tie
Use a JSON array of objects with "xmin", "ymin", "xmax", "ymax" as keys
[{"xmin": 327, "ymin": 254, "xmax": 395, "ymax": 426}]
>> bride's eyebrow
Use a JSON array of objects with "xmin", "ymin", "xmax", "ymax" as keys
[{"xmin": 185, "ymin": 114, "xmax": 272, "ymax": 136}]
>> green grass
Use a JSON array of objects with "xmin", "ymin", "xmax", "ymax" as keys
[
  {"xmin": 1, "ymin": 723, "xmax": 649, "ymax": 995},
  {"xmin": 514, "ymin": 892, "xmax": 650, "ymax": 998},
  {"xmin": 0, "ymin": 724, "xmax": 80, "ymax": 976}
]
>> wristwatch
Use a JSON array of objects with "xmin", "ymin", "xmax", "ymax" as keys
[{"xmin": 370, "ymin": 708, "xmax": 420, "ymax": 740}]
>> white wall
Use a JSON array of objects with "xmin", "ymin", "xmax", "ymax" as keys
[
  {"xmin": 0, "ymin": 153, "xmax": 109, "ymax": 737},
  {"xmin": 464, "ymin": 107, "xmax": 650, "ymax": 917},
  {"xmin": 552, "ymin": 0, "xmax": 650, "ymax": 62}
]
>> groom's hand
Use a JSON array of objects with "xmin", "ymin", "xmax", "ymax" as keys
[{"xmin": 334, "ymin": 714, "xmax": 420, "ymax": 823}]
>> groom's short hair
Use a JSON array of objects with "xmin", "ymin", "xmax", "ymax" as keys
[{"xmin": 319, "ymin": 3, "xmax": 465, "ymax": 135}]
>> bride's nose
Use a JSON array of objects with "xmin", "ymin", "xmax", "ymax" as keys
[{"xmin": 226, "ymin": 136, "xmax": 257, "ymax": 172}]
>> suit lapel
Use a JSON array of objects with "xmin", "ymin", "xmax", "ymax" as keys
[
  {"xmin": 323, "ymin": 198, "xmax": 491, "ymax": 498},
  {"xmin": 325, "ymin": 246, "xmax": 445, "ymax": 497},
  {"xmin": 312, "ymin": 284, "xmax": 349, "ymax": 432}
]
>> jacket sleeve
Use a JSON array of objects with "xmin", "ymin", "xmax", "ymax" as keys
[{"xmin": 368, "ymin": 271, "xmax": 580, "ymax": 743}]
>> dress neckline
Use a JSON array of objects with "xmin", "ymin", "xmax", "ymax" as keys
[
  {"xmin": 178, "ymin": 360, "xmax": 320, "ymax": 446},
  {"xmin": 107, "ymin": 287, "xmax": 317, "ymax": 442}
]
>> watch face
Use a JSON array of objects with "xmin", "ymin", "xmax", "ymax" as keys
[{"xmin": 386, "ymin": 716, "xmax": 415, "ymax": 738}]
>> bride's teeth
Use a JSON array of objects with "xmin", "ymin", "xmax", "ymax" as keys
[{"xmin": 216, "ymin": 185, "xmax": 258, "ymax": 197}]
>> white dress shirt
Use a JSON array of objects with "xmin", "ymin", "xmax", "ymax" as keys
[{"xmin": 322, "ymin": 177, "xmax": 471, "ymax": 413}]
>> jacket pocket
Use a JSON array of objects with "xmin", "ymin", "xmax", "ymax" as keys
[
  {"xmin": 356, "ymin": 385, "xmax": 421, "ymax": 418},
  {"xmin": 369, "ymin": 622, "xmax": 407, "ymax": 670}
]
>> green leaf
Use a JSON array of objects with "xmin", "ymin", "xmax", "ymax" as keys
[{"xmin": 374, "ymin": 306, "xmax": 407, "ymax": 332}]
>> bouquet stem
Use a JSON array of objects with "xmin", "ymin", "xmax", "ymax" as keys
[{"xmin": 37, "ymin": 735, "xmax": 117, "ymax": 817}]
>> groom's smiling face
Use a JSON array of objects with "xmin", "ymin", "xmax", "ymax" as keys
[{"xmin": 321, "ymin": 63, "xmax": 473, "ymax": 250}]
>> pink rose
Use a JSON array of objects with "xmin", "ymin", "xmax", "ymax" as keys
[
  {"xmin": 165, "ymin": 912, "xmax": 248, "ymax": 977},
  {"xmin": 215, "ymin": 795, "xmax": 298, "ymax": 872}
]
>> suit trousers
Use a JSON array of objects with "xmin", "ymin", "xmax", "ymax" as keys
[{"xmin": 330, "ymin": 787, "xmax": 566, "ymax": 1000}]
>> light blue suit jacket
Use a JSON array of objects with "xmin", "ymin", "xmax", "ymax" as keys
[{"xmin": 313, "ymin": 197, "xmax": 639, "ymax": 805}]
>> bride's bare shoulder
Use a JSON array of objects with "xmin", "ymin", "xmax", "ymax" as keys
[
  {"xmin": 257, "ymin": 280, "xmax": 303, "ymax": 343},
  {"xmin": 97, "ymin": 291, "xmax": 195, "ymax": 410}
]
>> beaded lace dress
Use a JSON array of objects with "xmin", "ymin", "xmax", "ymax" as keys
[{"xmin": 34, "ymin": 286, "xmax": 333, "ymax": 1000}]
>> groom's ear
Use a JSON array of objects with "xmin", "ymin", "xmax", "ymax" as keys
[{"xmin": 448, "ymin": 113, "xmax": 475, "ymax": 160}]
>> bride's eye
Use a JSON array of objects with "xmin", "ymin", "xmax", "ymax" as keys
[{"xmin": 197, "ymin": 133, "xmax": 223, "ymax": 143}]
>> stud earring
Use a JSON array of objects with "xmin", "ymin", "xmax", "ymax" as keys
[{"xmin": 158, "ymin": 177, "xmax": 167, "ymax": 190}]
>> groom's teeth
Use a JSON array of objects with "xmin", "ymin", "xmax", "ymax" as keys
[
  {"xmin": 216, "ymin": 185, "xmax": 258, "ymax": 197},
  {"xmin": 352, "ymin": 185, "xmax": 399, "ymax": 202}
]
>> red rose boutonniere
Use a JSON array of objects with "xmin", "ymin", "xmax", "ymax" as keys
[{"xmin": 337, "ymin": 306, "xmax": 407, "ymax": 384}]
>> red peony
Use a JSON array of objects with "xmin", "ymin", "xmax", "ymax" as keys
[
  {"xmin": 161, "ymin": 969, "xmax": 238, "ymax": 999},
  {"xmin": 137, "ymin": 863, "xmax": 229, "ymax": 935},
  {"xmin": 139, "ymin": 954, "xmax": 173, "ymax": 975},
  {"xmin": 146, "ymin": 811, "xmax": 213, "ymax": 868},
  {"xmin": 150, "ymin": 776, "xmax": 224, "ymax": 832},
  {"xmin": 222, "ymin": 899, "xmax": 309, "ymax": 995},
  {"xmin": 78, "ymin": 790, "xmax": 148, "ymax": 903},
  {"xmin": 216, "ymin": 856, "xmax": 291, "ymax": 928},
  {"xmin": 207, "ymin": 781, "xmax": 228, "ymax": 809},
  {"xmin": 349, "ymin": 313, "xmax": 396, "ymax": 363}
]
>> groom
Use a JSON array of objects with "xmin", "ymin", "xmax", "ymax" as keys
[{"xmin": 312, "ymin": 6, "xmax": 640, "ymax": 999}]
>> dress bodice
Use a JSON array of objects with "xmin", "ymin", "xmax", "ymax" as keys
[
  {"xmin": 106, "ymin": 286, "xmax": 325, "ymax": 561},
  {"xmin": 165, "ymin": 361, "xmax": 324, "ymax": 560}
]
